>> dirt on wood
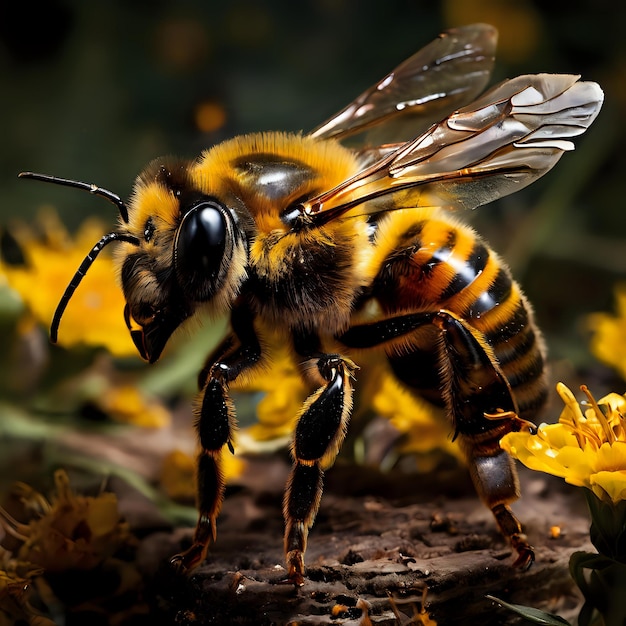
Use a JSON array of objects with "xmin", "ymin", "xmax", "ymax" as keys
[{"xmin": 127, "ymin": 455, "xmax": 590, "ymax": 626}]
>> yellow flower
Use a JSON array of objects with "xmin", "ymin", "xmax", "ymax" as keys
[
  {"xmin": 160, "ymin": 449, "xmax": 246, "ymax": 502},
  {"xmin": 101, "ymin": 384, "xmax": 170, "ymax": 428},
  {"xmin": 1, "ymin": 209, "xmax": 136, "ymax": 357},
  {"xmin": 0, "ymin": 549, "xmax": 54, "ymax": 626},
  {"xmin": 0, "ymin": 470, "xmax": 131, "ymax": 573},
  {"xmin": 330, "ymin": 357, "xmax": 460, "ymax": 469},
  {"xmin": 589, "ymin": 284, "xmax": 626, "ymax": 381},
  {"xmin": 501, "ymin": 383, "xmax": 626, "ymax": 504},
  {"xmin": 160, "ymin": 450, "xmax": 198, "ymax": 501},
  {"xmin": 254, "ymin": 373, "xmax": 307, "ymax": 441}
]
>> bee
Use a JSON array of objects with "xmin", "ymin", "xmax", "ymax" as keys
[{"xmin": 20, "ymin": 24, "xmax": 603, "ymax": 585}]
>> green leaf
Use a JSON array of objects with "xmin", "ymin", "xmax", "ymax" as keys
[
  {"xmin": 486, "ymin": 595, "xmax": 571, "ymax": 625},
  {"xmin": 584, "ymin": 490, "xmax": 626, "ymax": 561},
  {"xmin": 569, "ymin": 550, "xmax": 626, "ymax": 626},
  {"xmin": 569, "ymin": 550, "xmax": 615, "ymax": 588}
]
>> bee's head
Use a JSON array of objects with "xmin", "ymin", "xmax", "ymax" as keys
[
  {"xmin": 19, "ymin": 160, "xmax": 248, "ymax": 363},
  {"xmin": 120, "ymin": 158, "xmax": 248, "ymax": 362}
]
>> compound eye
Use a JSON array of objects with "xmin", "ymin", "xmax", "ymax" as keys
[{"xmin": 175, "ymin": 198, "xmax": 229, "ymax": 300}]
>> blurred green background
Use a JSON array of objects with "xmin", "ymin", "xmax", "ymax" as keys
[{"xmin": 1, "ymin": 0, "xmax": 625, "ymax": 372}]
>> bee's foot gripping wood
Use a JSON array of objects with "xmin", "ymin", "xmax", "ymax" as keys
[
  {"xmin": 170, "ymin": 452, "xmax": 222, "ymax": 573},
  {"xmin": 493, "ymin": 503, "xmax": 535, "ymax": 570},
  {"xmin": 169, "ymin": 537, "xmax": 209, "ymax": 574},
  {"xmin": 282, "ymin": 354, "xmax": 356, "ymax": 586}
]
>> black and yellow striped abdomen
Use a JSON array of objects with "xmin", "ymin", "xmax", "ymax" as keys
[{"xmin": 352, "ymin": 207, "xmax": 547, "ymax": 423}]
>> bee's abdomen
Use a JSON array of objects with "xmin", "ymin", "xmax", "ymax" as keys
[{"xmin": 369, "ymin": 210, "xmax": 547, "ymax": 421}]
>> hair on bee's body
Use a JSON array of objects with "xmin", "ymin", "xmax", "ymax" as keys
[
  {"xmin": 193, "ymin": 133, "xmax": 372, "ymax": 332},
  {"xmin": 20, "ymin": 23, "xmax": 603, "ymax": 586}
]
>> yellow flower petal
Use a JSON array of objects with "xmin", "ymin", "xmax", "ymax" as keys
[
  {"xmin": 595, "ymin": 441, "xmax": 626, "ymax": 472},
  {"xmin": 371, "ymin": 370, "xmax": 456, "ymax": 458},
  {"xmin": 102, "ymin": 385, "xmax": 171, "ymax": 428},
  {"xmin": 538, "ymin": 422, "xmax": 581, "ymax": 449},
  {"xmin": 160, "ymin": 448, "xmax": 246, "ymax": 502},
  {"xmin": 590, "ymin": 470, "xmax": 626, "ymax": 504},
  {"xmin": 160, "ymin": 450, "xmax": 196, "ymax": 501}
]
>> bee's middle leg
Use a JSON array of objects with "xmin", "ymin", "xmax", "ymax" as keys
[{"xmin": 283, "ymin": 354, "xmax": 356, "ymax": 586}]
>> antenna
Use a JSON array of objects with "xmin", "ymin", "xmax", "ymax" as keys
[
  {"xmin": 18, "ymin": 170, "xmax": 141, "ymax": 341},
  {"xmin": 49, "ymin": 231, "xmax": 140, "ymax": 343},
  {"xmin": 18, "ymin": 171, "xmax": 130, "ymax": 224}
]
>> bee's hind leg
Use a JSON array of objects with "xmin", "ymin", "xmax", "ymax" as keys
[{"xmin": 433, "ymin": 310, "xmax": 536, "ymax": 569}]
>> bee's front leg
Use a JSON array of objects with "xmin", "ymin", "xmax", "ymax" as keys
[
  {"xmin": 284, "ymin": 340, "xmax": 357, "ymax": 585},
  {"xmin": 171, "ymin": 303, "xmax": 261, "ymax": 574}
]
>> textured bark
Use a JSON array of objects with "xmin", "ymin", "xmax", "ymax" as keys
[{"xmin": 137, "ymin": 456, "xmax": 589, "ymax": 625}]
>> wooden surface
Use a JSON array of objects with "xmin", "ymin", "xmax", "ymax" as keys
[{"xmin": 133, "ymin": 456, "xmax": 591, "ymax": 625}]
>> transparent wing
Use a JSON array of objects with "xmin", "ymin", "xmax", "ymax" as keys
[
  {"xmin": 310, "ymin": 23, "xmax": 497, "ymax": 144},
  {"xmin": 301, "ymin": 74, "xmax": 604, "ymax": 224}
]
